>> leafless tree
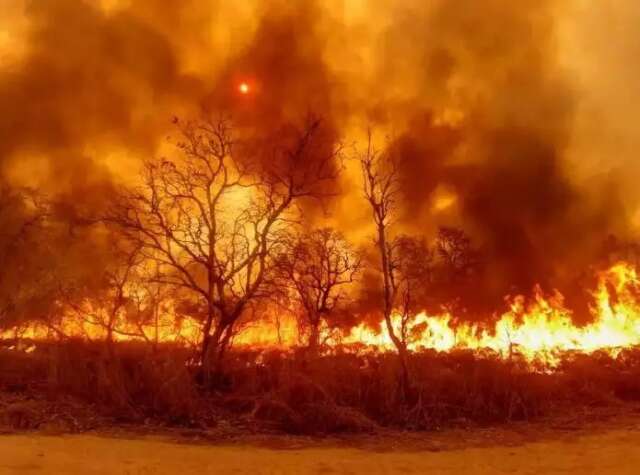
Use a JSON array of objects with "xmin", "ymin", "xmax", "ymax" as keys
[
  {"xmin": 61, "ymin": 241, "xmax": 145, "ymax": 351},
  {"xmin": 392, "ymin": 236, "xmax": 434, "ymax": 347},
  {"xmin": 0, "ymin": 182, "xmax": 54, "ymax": 331},
  {"xmin": 436, "ymin": 226, "xmax": 480, "ymax": 281},
  {"xmin": 358, "ymin": 130, "xmax": 412, "ymax": 388},
  {"xmin": 276, "ymin": 228, "xmax": 361, "ymax": 351},
  {"xmin": 106, "ymin": 116, "xmax": 341, "ymax": 378},
  {"xmin": 126, "ymin": 265, "xmax": 176, "ymax": 351}
]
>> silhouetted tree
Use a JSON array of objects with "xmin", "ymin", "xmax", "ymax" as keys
[
  {"xmin": 0, "ymin": 182, "xmax": 55, "ymax": 332},
  {"xmin": 359, "ymin": 131, "xmax": 412, "ymax": 389},
  {"xmin": 276, "ymin": 227, "xmax": 361, "ymax": 351},
  {"xmin": 433, "ymin": 226, "xmax": 483, "ymax": 314},
  {"xmin": 107, "ymin": 116, "xmax": 341, "ymax": 378},
  {"xmin": 391, "ymin": 235, "xmax": 434, "ymax": 347},
  {"xmin": 436, "ymin": 227, "xmax": 480, "ymax": 281},
  {"xmin": 60, "ymin": 240, "xmax": 148, "ymax": 351}
]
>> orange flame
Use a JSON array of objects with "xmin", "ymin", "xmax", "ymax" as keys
[
  {"xmin": 4, "ymin": 262, "xmax": 640, "ymax": 368},
  {"xmin": 342, "ymin": 262, "xmax": 640, "ymax": 366}
]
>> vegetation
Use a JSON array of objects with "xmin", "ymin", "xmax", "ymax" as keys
[
  {"xmin": 1, "ymin": 115, "xmax": 638, "ymax": 435},
  {"xmin": 2, "ymin": 340, "xmax": 640, "ymax": 434}
]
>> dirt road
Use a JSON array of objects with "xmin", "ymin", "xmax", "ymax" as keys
[{"xmin": 1, "ymin": 427, "xmax": 639, "ymax": 474}]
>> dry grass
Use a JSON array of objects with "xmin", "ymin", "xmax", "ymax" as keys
[{"xmin": 1, "ymin": 340, "xmax": 640, "ymax": 435}]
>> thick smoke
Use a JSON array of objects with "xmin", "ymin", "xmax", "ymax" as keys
[
  {"xmin": 202, "ymin": 0, "xmax": 345, "ymax": 216},
  {"xmin": 0, "ymin": 1, "xmax": 206, "ymax": 190},
  {"xmin": 355, "ymin": 0, "xmax": 633, "ymax": 310},
  {"xmin": 1, "ymin": 0, "xmax": 638, "ymax": 316},
  {"xmin": 204, "ymin": 1, "xmax": 342, "ymax": 128}
]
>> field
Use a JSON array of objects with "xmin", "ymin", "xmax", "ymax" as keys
[
  {"xmin": 2, "ymin": 340, "xmax": 640, "ymax": 473},
  {"xmin": 2, "ymin": 340, "xmax": 640, "ymax": 436}
]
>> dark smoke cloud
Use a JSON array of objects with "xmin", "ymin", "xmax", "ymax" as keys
[
  {"xmin": 363, "ymin": 0, "xmax": 630, "ymax": 308},
  {"xmin": 0, "ymin": 0, "xmax": 203, "ymax": 193},
  {"xmin": 201, "ymin": 0, "xmax": 345, "ymax": 221},
  {"xmin": 1, "ymin": 0, "xmax": 637, "ymax": 315},
  {"xmin": 204, "ymin": 0, "xmax": 342, "ymax": 128}
]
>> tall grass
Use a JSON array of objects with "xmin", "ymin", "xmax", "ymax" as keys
[{"xmin": 1, "ymin": 340, "xmax": 639, "ymax": 434}]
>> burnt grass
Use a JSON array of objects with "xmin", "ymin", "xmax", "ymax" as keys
[{"xmin": 1, "ymin": 340, "xmax": 640, "ymax": 436}]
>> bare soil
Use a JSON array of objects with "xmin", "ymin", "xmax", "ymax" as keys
[{"xmin": 1, "ymin": 409, "xmax": 640, "ymax": 474}]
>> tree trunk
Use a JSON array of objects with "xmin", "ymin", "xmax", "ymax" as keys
[
  {"xmin": 153, "ymin": 302, "xmax": 159, "ymax": 353},
  {"xmin": 377, "ymin": 223, "xmax": 411, "ymax": 396},
  {"xmin": 201, "ymin": 318, "xmax": 232, "ymax": 387},
  {"xmin": 202, "ymin": 325, "xmax": 221, "ymax": 382},
  {"xmin": 105, "ymin": 322, "xmax": 115, "ymax": 358},
  {"xmin": 200, "ymin": 305, "xmax": 216, "ymax": 366},
  {"xmin": 307, "ymin": 319, "xmax": 321, "ymax": 355},
  {"xmin": 218, "ymin": 324, "xmax": 234, "ymax": 364}
]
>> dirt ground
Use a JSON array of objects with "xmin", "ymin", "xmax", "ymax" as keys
[{"xmin": 2, "ymin": 416, "xmax": 640, "ymax": 475}]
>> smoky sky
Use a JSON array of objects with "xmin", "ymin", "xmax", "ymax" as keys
[
  {"xmin": 1, "ymin": 0, "xmax": 638, "ymax": 312},
  {"xmin": 363, "ymin": 0, "xmax": 633, "ymax": 305}
]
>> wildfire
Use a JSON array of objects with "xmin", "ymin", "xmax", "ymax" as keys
[
  {"xmin": 343, "ymin": 263, "xmax": 640, "ymax": 366},
  {"xmin": 4, "ymin": 262, "xmax": 640, "ymax": 369}
]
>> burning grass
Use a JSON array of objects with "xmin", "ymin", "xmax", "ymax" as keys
[
  {"xmin": 5, "ymin": 262, "xmax": 640, "ymax": 370},
  {"xmin": 0, "ymin": 264, "xmax": 640, "ymax": 434},
  {"xmin": 1, "ymin": 340, "xmax": 640, "ymax": 436},
  {"xmin": 2, "ymin": 263, "xmax": 639, "ymax": 435}
]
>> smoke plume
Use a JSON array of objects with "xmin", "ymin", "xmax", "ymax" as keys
[{"xmin": 1, "ymin": 0, "xmax": 639, "ymax": 315}]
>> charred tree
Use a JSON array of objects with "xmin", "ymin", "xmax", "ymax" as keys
[
  {"xmin": 359, "ymin": 131, "xmax": 412, "ymax": 392},
  {"xmin": 276, "ymin": 227, "xmax": 360, "ymax": 352},
  {"xmin": 106, "ymin": 116, "xmax": 340, "ymax": 382}
]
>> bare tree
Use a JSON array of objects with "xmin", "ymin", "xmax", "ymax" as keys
[
  {"xmin": 0, "ymin": 182, "xmax": 54, "ymax": 332},
  {"xmin": 106, "ymin": 116, "xmax": 341, "ymax": 378},
  {"xmin": 436, "ymin": 227, "xmax": 479, "ymax": 281},
  {"xmin": 276, "ymin": 228, "xmax": 361, "ymax": 352},
  {"xmin": 358, "ymin": 131, "xmax": 412, "ymax": 388},
  {"xmin": 392, "ymin": 236, "xmax": 434, "ymax": 348},
  {"xmin": 61, "ymin": 241, "xmax": 145, "ymax": 351},
  {"xmin": 126, "ymin": 266, "xmax": 175, "ymax": 351},
  {"xmin": 432, "ymin": 226, "xmax": 483, "ymax": 313}
]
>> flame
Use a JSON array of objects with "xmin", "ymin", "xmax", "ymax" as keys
[
  {"xmin": 342, "ymin": 262, "xmax": 640, "ymax": 366},
  {"xmin": 3, "ymin": 262, "xmax": 640, "ymax": 368}
]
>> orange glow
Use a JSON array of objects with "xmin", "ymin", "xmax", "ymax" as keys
[
  {"xmin": 341, "ymin": 262, "xmax": 640, "ymax": 367},
  {"xmin": 4, "ymin": 262, "xmax": 640, "ymax": 369},
  {"xmin": 238, "ymin": 82, "xmax": 250, "ymax": 95}
]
